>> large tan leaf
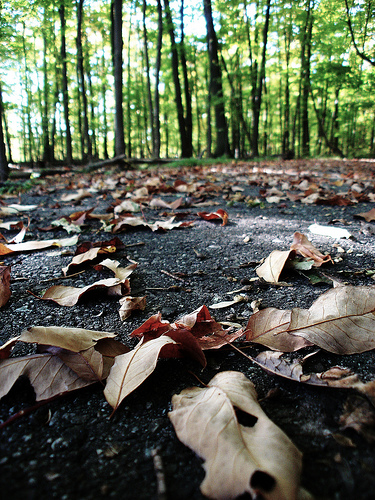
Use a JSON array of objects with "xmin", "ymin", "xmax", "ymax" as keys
[
  {"xmin": 246, "ymin": 285, "xmax": 375, "ymax": 354},
  {"xmin": 0, "ymin": 353, "xmax": 92, "ymax": 401},
  {"xmin": 20, "ymin": 326, "xmax": 116, "ymax": 352},
  {"xmin": 39, "ymin": 278, "xmax": 130, "ymax": 306},
  {"xmin": 245, "ymin": 308, "xmax": 312, "ymax": 351},
  {"xmin": 288, "ymin": 285, "xmax": 375, "ymax": 354},
  {"xmin": 4, "ymin": 235, "xmax": 78, "ymax": 254},
  {"xmin": 104, "ymin": 336, "xmax": 176, "ymax": 413},
  {"xmin": 169, "ymin": 371, "xmax": 307, "ymax": 500}
]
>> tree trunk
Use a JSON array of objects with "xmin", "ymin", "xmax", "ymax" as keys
[
  {"xmin": 203, "ymin": 0, "xmax": 230, "ymax": 157},
  {"xmin": 59, "ymin": 2, "xmax": 73, "ymax": 164},
  {"xmin": 76, "ymin": 0, "xmax": 92, "ymax": 160},
  {"xmin": 111, "ymin": 0, "xmax": 125, "ymax": 157},
  {"xmin": 42, "ymin": 9, "xmax": 52, "ymax": 163},
  {"xmin": 250, "ymin": 0, "xmax": 271, "ymax": 157},
  {"xmin": 300, "ymin": 0, "xmax": 314, "ymax": 157},
  {"xmin": 179, "ymin": 0, "xmax": 193, "ymax": 157},
  {"xmin": 153, "ymin": 0, "xmax": 162, "ymax": 158},
  {"xmin": 163, "ymin": 0, "xmax": 190, "ymax": 158},
  {"xmin": 0, "ymin": 84, "xmax": 9, "ymax": 182}
]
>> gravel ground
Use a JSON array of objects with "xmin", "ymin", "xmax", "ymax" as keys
[{"xmin": 1, "ymin": 159, "xmax": 375, "ymax": 500}]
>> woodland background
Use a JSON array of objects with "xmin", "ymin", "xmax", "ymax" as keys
[{"xmin": 0, "ymin": 0, "xmax": 374, "ymax": 181}]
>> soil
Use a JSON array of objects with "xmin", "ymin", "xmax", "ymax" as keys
[{"xmin": 1, "ymin": 158, "xmax": 375, "ymax": 500}]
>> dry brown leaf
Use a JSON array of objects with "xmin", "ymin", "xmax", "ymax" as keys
[
  {"xmin": 20, "ymin": 326, "xmax": 116, "ymax": 352},
  {"xmin": 0, "ymin": 235, "xmax": 78, "ymax": 255},
  {"xmin": 0, "ymin": 353, "xmax": 92, "ymax": 401},
  {"xmin": 254, "ymin": 351, "xmax": 375, "ymax": 406},
  {"xmin": 0, "ymin": 337, "xmax": 19, "ymax": 359},
  {"xmin": 290, "ymin": 232, "xmax": 332, "ymax": 266},
  {"xmin": 169, "ymin": 371, "xmax": 307, "ymax": 500},
  {"xmin": 246, "ymin": 285, "xmax": 375, "ymax": 354},
  {"xmin": 339, "ymin": 395, "xmax": 375, "ymax": 442},
  {"xmin": 104, "ymin": 336, "xmax": 176, "ymax": 413},
  {"xmin": 197, "ymin": 209, "xmax": 228, "ymax": 226},
  {"xmin": 119, "ymin": 295, "xmax": 146, "ymax": 320},
  {"xmin": 245, "ymin": 308, "xmax": 312, "ymax": 351},
  {"xmin": 0, "ymin": 265, "xmax": 11, "ymax": 307},
  {"xmin": 355, "ymin": 207, "xmax": 375, "ymax": 222},
  {"xmin": 99, "ymin": 259, "xmax": 137, "ymax": 281},
  {"xmin": 256, "ymin": 250, "xmax": 291, "ymax": 283},
  {"xmin": 39, "ymin": 277, "xmax": 130, "ymax": 306}
]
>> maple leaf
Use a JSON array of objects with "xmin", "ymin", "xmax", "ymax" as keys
[
  {"xmin": 104, "ymin": 336, "xmax": 176, "ymax": 413},
  {"xmin": 245, "ymin": 285, "xmax": 375, "ymax": 354},
  {"xmin": 169, "ymin": 371, "xmax": 307, "ymax": 500},
  {"xmin": 0, "ymin": 266, "xmax": 11, "ymax": 307}
]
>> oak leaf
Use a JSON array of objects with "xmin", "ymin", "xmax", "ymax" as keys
[{"xmin": 169, "ymin": 371, "xmax": 307, "ymax": 500}]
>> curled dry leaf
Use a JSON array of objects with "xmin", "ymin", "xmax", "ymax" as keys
[
  {"xmin": 0, "ymin": 353, "xmax": 92, "ymax": 401},
  {"xmin": 254, "ymin": 351, "xmax": 375, "ymax": 406},
  {"xmin": 104, "ymin": 336, "xmax": 176, "ymax": 413},
  {"xmin": 0, "ymin": 235, "xmax": 79, "ymax": 255},
  {"xmin": 256, "ymin": 232, "xmax": 332, "ymax": 284},
  {"xmin": 39, "ymin": 278, "xmax": 131, "ymax": 306},
  {"xmin": 0, "ymin": 265, "xmax": 11, "ymax": 307},
  {"xmin": 197, "ymin": 209, "xmax": 228, "ymax": 226},
  {"xmin": 119, "ymin": 295, "xmax": 146, "ymax": 320},
  {"xmin": 246, "ymin": 285, "xmax": 375, "ymax": 354},
  {"xmin": 169, "ymin": 371, "xmax": 307, "ymax": 500}
]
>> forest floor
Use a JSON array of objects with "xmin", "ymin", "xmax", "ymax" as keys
[{"xmin": 1, "ymin": 158, "xmax": 375, "ymax": 500}]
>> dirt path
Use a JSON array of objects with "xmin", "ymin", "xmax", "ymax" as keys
[{"xmin": 1, "ymin": 159, "xmax": 375, "ymax": 500}]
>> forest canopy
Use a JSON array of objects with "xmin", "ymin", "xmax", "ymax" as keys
[{"xmin": 0, "ymin": 0, "xmax": 374, "ymax": 168}]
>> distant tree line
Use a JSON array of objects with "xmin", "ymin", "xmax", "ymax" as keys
[{"xmin": 0, "ymin": 0, "xmax": 374, "ymax": 179}]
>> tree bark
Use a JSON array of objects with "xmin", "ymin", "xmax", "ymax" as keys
[
  {"xmin": 153, "ymin": 0, "xmax": 162, "ymax": 158},
  {"xmin": 0, "ymin": 84, "xmax": 9, "ymax": 182},
  {"xmin": 203, "ymin": 0, "xmax": 230, "ymax": 157},
  {"xmin": 112, "ymin": 0, "xmax": 125, "ymax": 157},
  {"xmin": 59, "ymin": 3, "xmax": 73, "ymax": 163},
  {"xmin": 250, "ymin": 0, "xmax": 271, "ymax": 157}
]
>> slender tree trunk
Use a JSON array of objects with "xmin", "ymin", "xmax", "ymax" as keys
[
  {"xmin": 250, "ymin": 0, "xmax": 271, "ymax": 157},
  {"xmin": 153, "ymin": 0, "xmax": 162, "ymax": 158},
  {"xmin": 2, "ymin": 100, "xmax": 13, "ymax": 164},
  {"xmin": 163, "ymin": 0, "xmax": 190, "ymax": 157},
  {"xmin": 42, "ymin": 9, "xmax": 52, "ymax": 163},
  {"xmin": 22, "ymin": 23, "xmax": 34, "ymax": 164},
  {"xmin": 0, "ymin": 84, "xmax": 9, "ymax": 182},
  {"xmin": 59, "ymin": 3, "xmax": 73, "ymax": 163},
  {"xmin": 112, "ymin": 0, "xmax": 125, "ymax": 157},
  {"xmin": 203, "ymin": 0, "xmax": 230, "ymax": 157},
  {"xmin": 76, "ymin": 0, "xmax": 92, "ymax": 160},
  {"xmin": 300, "ymin": 0, "xmax": 314, "ymax": 157},
  {"xmin": 179, "ymin": 0, "xmax": 193, "ymax": 157},
  {"xmin": 143, "ymin": 0, "xmax": 155, "ymax": 157}
]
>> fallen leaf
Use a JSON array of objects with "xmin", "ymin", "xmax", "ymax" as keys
[
  {"xmin": 355, "ymin": 207, "xmax": 375, "ymax": 222},
  {"xmin": 39, "ymin": 277, "xmax": 131, "ymax": 306},
  {"xmin": 119, "ymin": 295, "xmax": 146, "ymax": 320},
  {"xmin": 339, "ymin": 395, "xmax": 375, "ymax": 442},
  {"xmin": 246, "ymin": 285, "xmax": 375, "ymax": 354},
  {"xmin": 98, "ymin": 259, "xmax": 137, "ymax": 281},
  {"xmin": 60, "ymin": 189, "xmax": 92, "ymax": 203},
  {"xmin": 169, "ymin": 371, "xmax": 306, "ymax": 500},
  {"xmin": 256, "ymin": 250, "xmax": 291, "ymax": 283},
  {"xmin": 104, "ymin": 336, "xmax": 176, "ymax": 413},
  {"xmin": 197, "ymin": 209, "xmax": 228, "ymax": 226},
  {"xmin": 20, "ymin": 326, "xmax": 116, "ymax": 352},
  {"xmin": 0, "ymin": 235, "xmax": 79, "ymax": 255},
  {"xmin": 0, "ymin": 265, "xmax": 11, "ymax": 307},
  {"xmin": 0, "ymin": 204, "xmax": 38, "ymax": 215},
  {"xmin": 290, "ymin": 232, "xmax": 332, "ymax": 266},
  {"xmin": 209, "ymin": 295, "xmax": 246, "ymax": 309},
  {"xmin": 0, "ymin": 337, "xmax": 19, "ymax": 359},
  {"xmin": 0, "ymin": 353, "xmax": 92, "ymax": 401}
]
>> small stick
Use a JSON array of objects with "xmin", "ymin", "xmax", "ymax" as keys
[
  {"xmin": 161, "ymin": 269, "xmax": 185, "ymax": 282},
  {"xmin": 151, "ymin": 448, "xmax": 167, "ymax": 500}
]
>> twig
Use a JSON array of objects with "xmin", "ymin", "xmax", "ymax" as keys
[
  {"xmin": 151, "ymin": 448, "xmax": 167, "ymax": 500},
  {"xmin": 40, "ymin": 269, "xmax": 87, "ymax": 282},
  {"xmin": 161, "ymin": 270, "xmax": 185, "ymax": 282},
  {"xmin": 0, "ymin": 395, "xmax": 61, "ymax": 430}
]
